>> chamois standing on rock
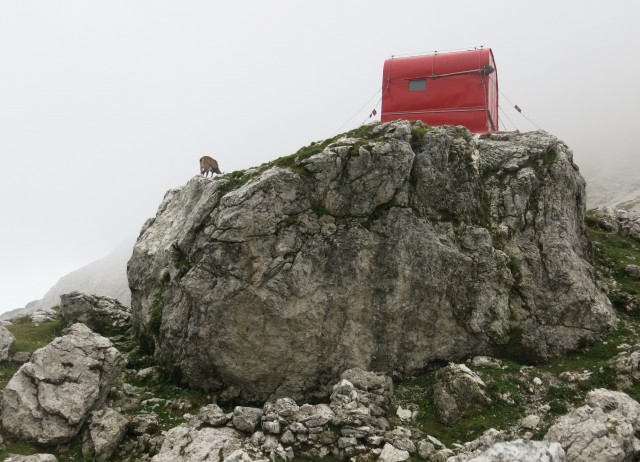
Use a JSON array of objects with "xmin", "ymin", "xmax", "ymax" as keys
[{"xmin": 200, "ymin": 156, "xmax": 222, "ymax": 177}]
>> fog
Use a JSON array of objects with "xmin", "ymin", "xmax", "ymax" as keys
[{"xmin": 1, "ymin": 0, "xmax": 639, "ymax": 312}]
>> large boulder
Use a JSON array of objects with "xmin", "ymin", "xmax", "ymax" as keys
[
  {"xmin": 128, "ymin": 121, "xmax": 616, "ymax": 401},
  {"xmin": 544, "ymin": 388, "xmax": 640, "ymax": 461},
  {"xmin": 60, "ymin": 291, "xmax": 131, "ymax": 335},
  {"xmin": 1, "ymin": 323, "xmax": 126, "ymax": 444}
]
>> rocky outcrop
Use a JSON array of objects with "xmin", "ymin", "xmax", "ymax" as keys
[
  {"xmin": 0, "ymin": 325, "xmax": 15, "ymax": 360},
  {"xmin": 60, "ymin": 291, "xmax": 131, "ymax": 335},
  {"xmin": 544, "ymin": 388, "xmax": 640, "ymax": 461},
  {"xmin": 1, "ymin": 323, "xmax": 127, "ymax": 444},
  {"xmin": 128, "ymin": 121, "xmax": 616, "ymax": 401}
]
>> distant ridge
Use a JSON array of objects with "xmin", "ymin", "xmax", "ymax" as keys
[{"xmin": 1, "ymin": 237, "xmax": 134, "ymax": 321}]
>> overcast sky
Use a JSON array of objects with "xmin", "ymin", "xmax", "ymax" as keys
[{"xmin": 1, "ymin": 1, "xmax": 639, "ymax": 313}]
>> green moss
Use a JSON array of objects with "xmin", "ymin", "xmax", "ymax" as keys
[
  {"xmin": 217, "ymin": 170, "xmax": 252, "ymax": 197},
  {"xmin": 410, "ymin": 124, "xmax": 432, "ymax": 151},
  {"xmin": 346, "ymin": 123, "xmax": 379, "ymax": 139},
  {"xmin": 312, "ymin": 204, "xmax": 328, "ymax": 217},
  {"xmin": 542, "ymin": 147, "xmax": 558, "ymax": 167},
  {"xmin": 160, "ymin": 269, "xmax": 171, "ymax": 285},
  {"xmin": 548, "ymin": 399, "xmax": 569, "ymax": 415}
]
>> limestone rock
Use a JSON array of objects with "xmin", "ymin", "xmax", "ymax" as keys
[
  {"xmin": 378, "ymin": 443, "xmax": 409, "ymax": 462},
  {"xmin": 83, "ymin": 408, "xmax": 128, "ymax": 462},
  {"xmin": 625, "ymin": 264, "xmax": 640, "ymax": 280},
  {"xmin": 294, "ymin": 403, "xmax": 334, "ymax": 428},
  {"xmin": 520, "ymin": 415, "xmax": 541, "ymax": 430},
  {"xmin": 60, "ymin": 291, "xmax": 131, "ymax": 335},
  {"xmin": 1, "ymin": 323, "xmax": 126, "ymax": 445},
  {"xmin": 128, "ymin": 122, "xmax": 616, "ymax": 401},
  {"xmin": 2, "ymin": 455, "xmax": 58, "ymax": 462},
  {"xmin": 151, "ymin": 425, "xmax": 245, "ymax": 462},
  {"xmin": 433, "ymin": 363, "xmax": 491, "ymax": 425},
  {"xmin": 130, "ymin": 412, "xmax": 161, "ymax": 435},
  {"xmin": 471, "ymin": 356, "xmax": 502, "ymax": 369},
  {"xmin": 28, "ymin": 307, "xmax": 57, "ymax": 323},
  {"xmin": 232, "ymin": 406, "xmax": 264, "ymax": 433},
  {"xmin": 448, "ymin": 428, "xmax": 505, "ymax": 461},
  {"xmin": 544, "ymin": 388, "xmax": 640, "ymax": 461},
  {"xmin": 456, "ymin": 439, "xmax": 565, "ymax": 461},
  {"xmin": 613, "ymin": 350, "xmax": 640, "ymax": 389},
  {"xmin": 0, "ymin": 325, "xmax": 15, "ymax": 360},
  {"xmin": 198, "ymin": 403, "xmax": 230, "ymax": 426},
  {"xmin": 417, "ymin": 439, "xmax": 436, "ymax": 459}
]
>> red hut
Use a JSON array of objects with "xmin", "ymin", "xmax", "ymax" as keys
[{"xmin": 381, "ymin": 48, "xmax": 498, "ymax": 134}]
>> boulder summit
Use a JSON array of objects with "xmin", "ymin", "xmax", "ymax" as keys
[{"xmin": 128, "ymin": 121, "xmax": 616, "ymax": 402}]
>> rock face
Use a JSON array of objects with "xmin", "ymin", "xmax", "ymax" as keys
[
  {"xmin": 1, "ymin": 323, "xmax": 126, "ymax": 444},
  {"xmin": 60, "ymin": 291, "xmax": 131, "ymax": 335},
  {"xmin": 544, "ymin": 388, "xmax": 640, "ymax": 461},
  {"xmin": 128, "ymin": 121, "xmax": 616, "ymax": 401}
]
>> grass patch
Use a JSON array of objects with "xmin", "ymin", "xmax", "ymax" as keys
[
  {"xmin": 5, "ymin": 316, "xmax": 64, "ymax": 353},
  {"xmin": 126, "ymin": 374, "xmax": 211, "ymax": 431},
  {"xmin": 0, "ymin": 438, "xmax": 40, "ymax": 460},
  {"xmin": 588, "ymin": 225, "xmax": 640, "ymax": 302},
  {"xmin": 0, "ymin": 362, "xmax": 21, "ymax": 393},
  {"xmin": 393, "ymin": 362, "xmax": 527, "ymax": 446}
]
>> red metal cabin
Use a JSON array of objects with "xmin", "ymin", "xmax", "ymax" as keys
[{"xmin": 381, "ymin": 48, "xmax": 498, "ymax": 134}]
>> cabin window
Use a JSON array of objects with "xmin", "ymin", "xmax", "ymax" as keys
[{"xmin": 409, "ymin": 79, "xmax": 427, "ymax": 91}]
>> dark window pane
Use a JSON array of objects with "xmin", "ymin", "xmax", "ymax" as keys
[{"xmin": 409, "ymin": 79, "xmax": 427, "ymax": 91}]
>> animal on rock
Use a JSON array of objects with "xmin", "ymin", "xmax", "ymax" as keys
[{"xmin": 200, "ymin": 155, "xmax": 222, "ymax": 176}]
